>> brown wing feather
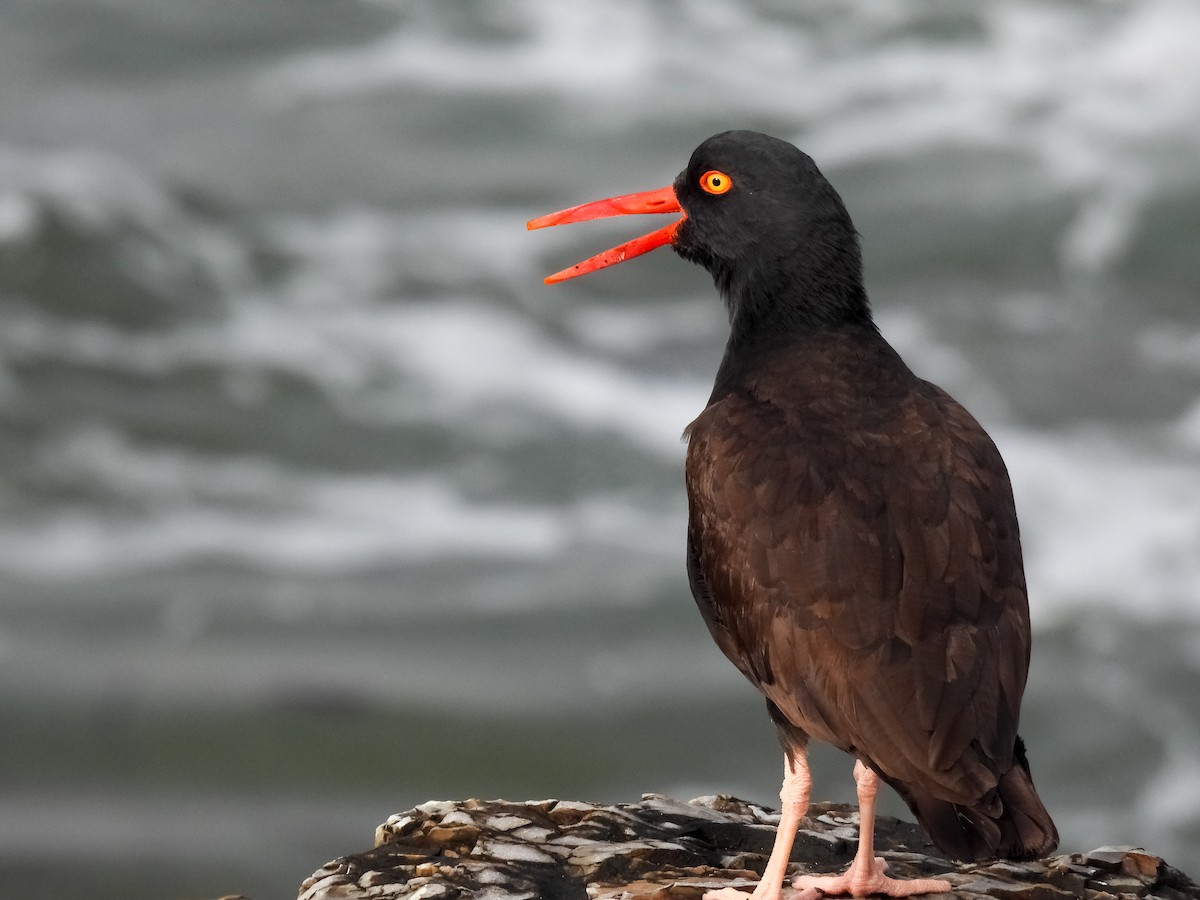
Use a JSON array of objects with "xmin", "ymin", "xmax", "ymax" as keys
[{"xmin": 685, "ymin": 334, "xmax": 1030, "ymax": 810}]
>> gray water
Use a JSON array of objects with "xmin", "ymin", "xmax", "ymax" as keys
[{"xmin": 1, "ymin": 2, "xmax": 1199, "ymax": 898}]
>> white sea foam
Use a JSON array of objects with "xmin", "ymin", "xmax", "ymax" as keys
[
  {"xmin": 1139, "ymin": 324, "xmax": 1200, "ymax": 376},
  {"xmin": 1002, "ymin": 428, "xmax": 1200, "ymax": 626},
  {"xmin": 0, "ymin": 426, "xmax": 684, "ymax": 580},
  {"xmin": 0, "ymin": 291, "xmax": 705, "ymax": 459},
  {"xmin": 266, "ymin": 206, "xmax": 543, "ymax": 294},
  {"xmin": 383, "ymin": 301, "xmax": 704, "ymax": 453},
  {"xmin": 1177, "ymin": 400, "xmax": 1200, "ymax": 453},
  {"xmin": 0, "ymin": 146, "xmax": 171, "ymax": 232},
  {"xmin": 0, "ymin": 145, "xmax": 252, "ymax": 296},
  {"xmin": 257, "ymin": 4, "xmax": 663, "ymax": 103}
]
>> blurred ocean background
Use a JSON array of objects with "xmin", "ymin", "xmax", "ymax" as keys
[{"xmin": 1, "ymin": 1, "xmax": 1198, "ymax": 898}]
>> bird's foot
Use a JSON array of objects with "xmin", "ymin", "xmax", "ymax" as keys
[
  {"xmin": 705, "ymin": 886, "xmax": 822, "ymax": 900},
  {"xmin": 792, "ymin": 855, "xmax": 951, "ymax": 898}
]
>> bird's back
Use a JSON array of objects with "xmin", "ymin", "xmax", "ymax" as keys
[{"xmin": 684, "ymin": 326, "xmax": 1058, "ymax": 861}]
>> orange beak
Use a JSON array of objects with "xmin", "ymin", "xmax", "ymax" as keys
[{"xmin": 526, "ymin": 185, "xmax": 684, "ymax": 284}]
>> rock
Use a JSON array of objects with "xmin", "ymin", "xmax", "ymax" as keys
[
  {"xmin": 297, "ymin": 796, "xmax": 1200, "ymax": 900},
  {"xmin": 1085, "ymin": 847, "xmax": 1140, "ymax": 871},
  {"xmin": 1120, "ymin": 851, "xmax": 1161, "ymax": 881}
]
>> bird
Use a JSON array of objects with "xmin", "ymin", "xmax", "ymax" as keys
[{"xmin": 527, "ymin": 130, "xmax": 1058, "ymax": 899}]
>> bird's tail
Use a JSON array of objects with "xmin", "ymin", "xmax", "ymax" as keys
[{"xmin": 900, "ymin": 737, "xmax": 1059, "ymax": 863}]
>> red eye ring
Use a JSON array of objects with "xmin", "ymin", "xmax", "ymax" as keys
[{"xmin": 700, "ymin": 170, "xmax": 733, "ymax": 195}]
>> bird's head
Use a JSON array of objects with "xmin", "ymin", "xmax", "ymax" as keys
[{"xmin": 528, "ymin": 130, "xmax": 870, "ymax": 331}]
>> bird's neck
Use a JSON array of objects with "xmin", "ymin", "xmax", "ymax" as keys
[
  {"xmin": 708, "ymin": 241, "xmax": 877, "ymax": 397},
  {"xmin": 708, "ymin": 211, "xmax": 872, "ymax": 331}
]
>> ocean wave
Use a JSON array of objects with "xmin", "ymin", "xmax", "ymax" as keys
[
  {"xmin": 1, "ymin": 426, "xmax": 682, "ymax": 580},
  {"xmin": 0, "ymin": 145, "xmax": 249, "ymax": 323}
]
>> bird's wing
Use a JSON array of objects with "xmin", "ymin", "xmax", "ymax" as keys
[{"xmin": 685, "ymin": 380, "xmax": 1030, "ymax": 805}]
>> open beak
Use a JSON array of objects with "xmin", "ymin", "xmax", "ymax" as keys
[{"xmin": 526, "ymin": 185, "xmax": 683, "ymax": 284}]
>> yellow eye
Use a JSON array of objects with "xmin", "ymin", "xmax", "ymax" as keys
[{"xmin": 700, "ymin": 170, "xmax": 733, "ymax": 195}]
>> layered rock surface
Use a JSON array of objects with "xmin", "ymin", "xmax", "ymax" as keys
[{"xmin": 298, "ymin": 795, "xmax": 1198, "ymax": 900}]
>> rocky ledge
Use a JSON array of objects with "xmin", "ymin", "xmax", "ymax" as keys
[{"xmin": 298, "ymin": 795, "xmax": 1198, "ymax": 900}]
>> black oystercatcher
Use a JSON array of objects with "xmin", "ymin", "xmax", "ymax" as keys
[{"xmin": 528, "ymin": 131, "xmax": 1058, "ymax": 899}]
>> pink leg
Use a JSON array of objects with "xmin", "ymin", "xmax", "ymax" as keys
[
  {"xmin": 792, "ymin": 761, "xmax": 952, "ymax": 898},
  {"xmin": 705, "ymin": 750, "xmax": 815, "ymax": 900}
]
